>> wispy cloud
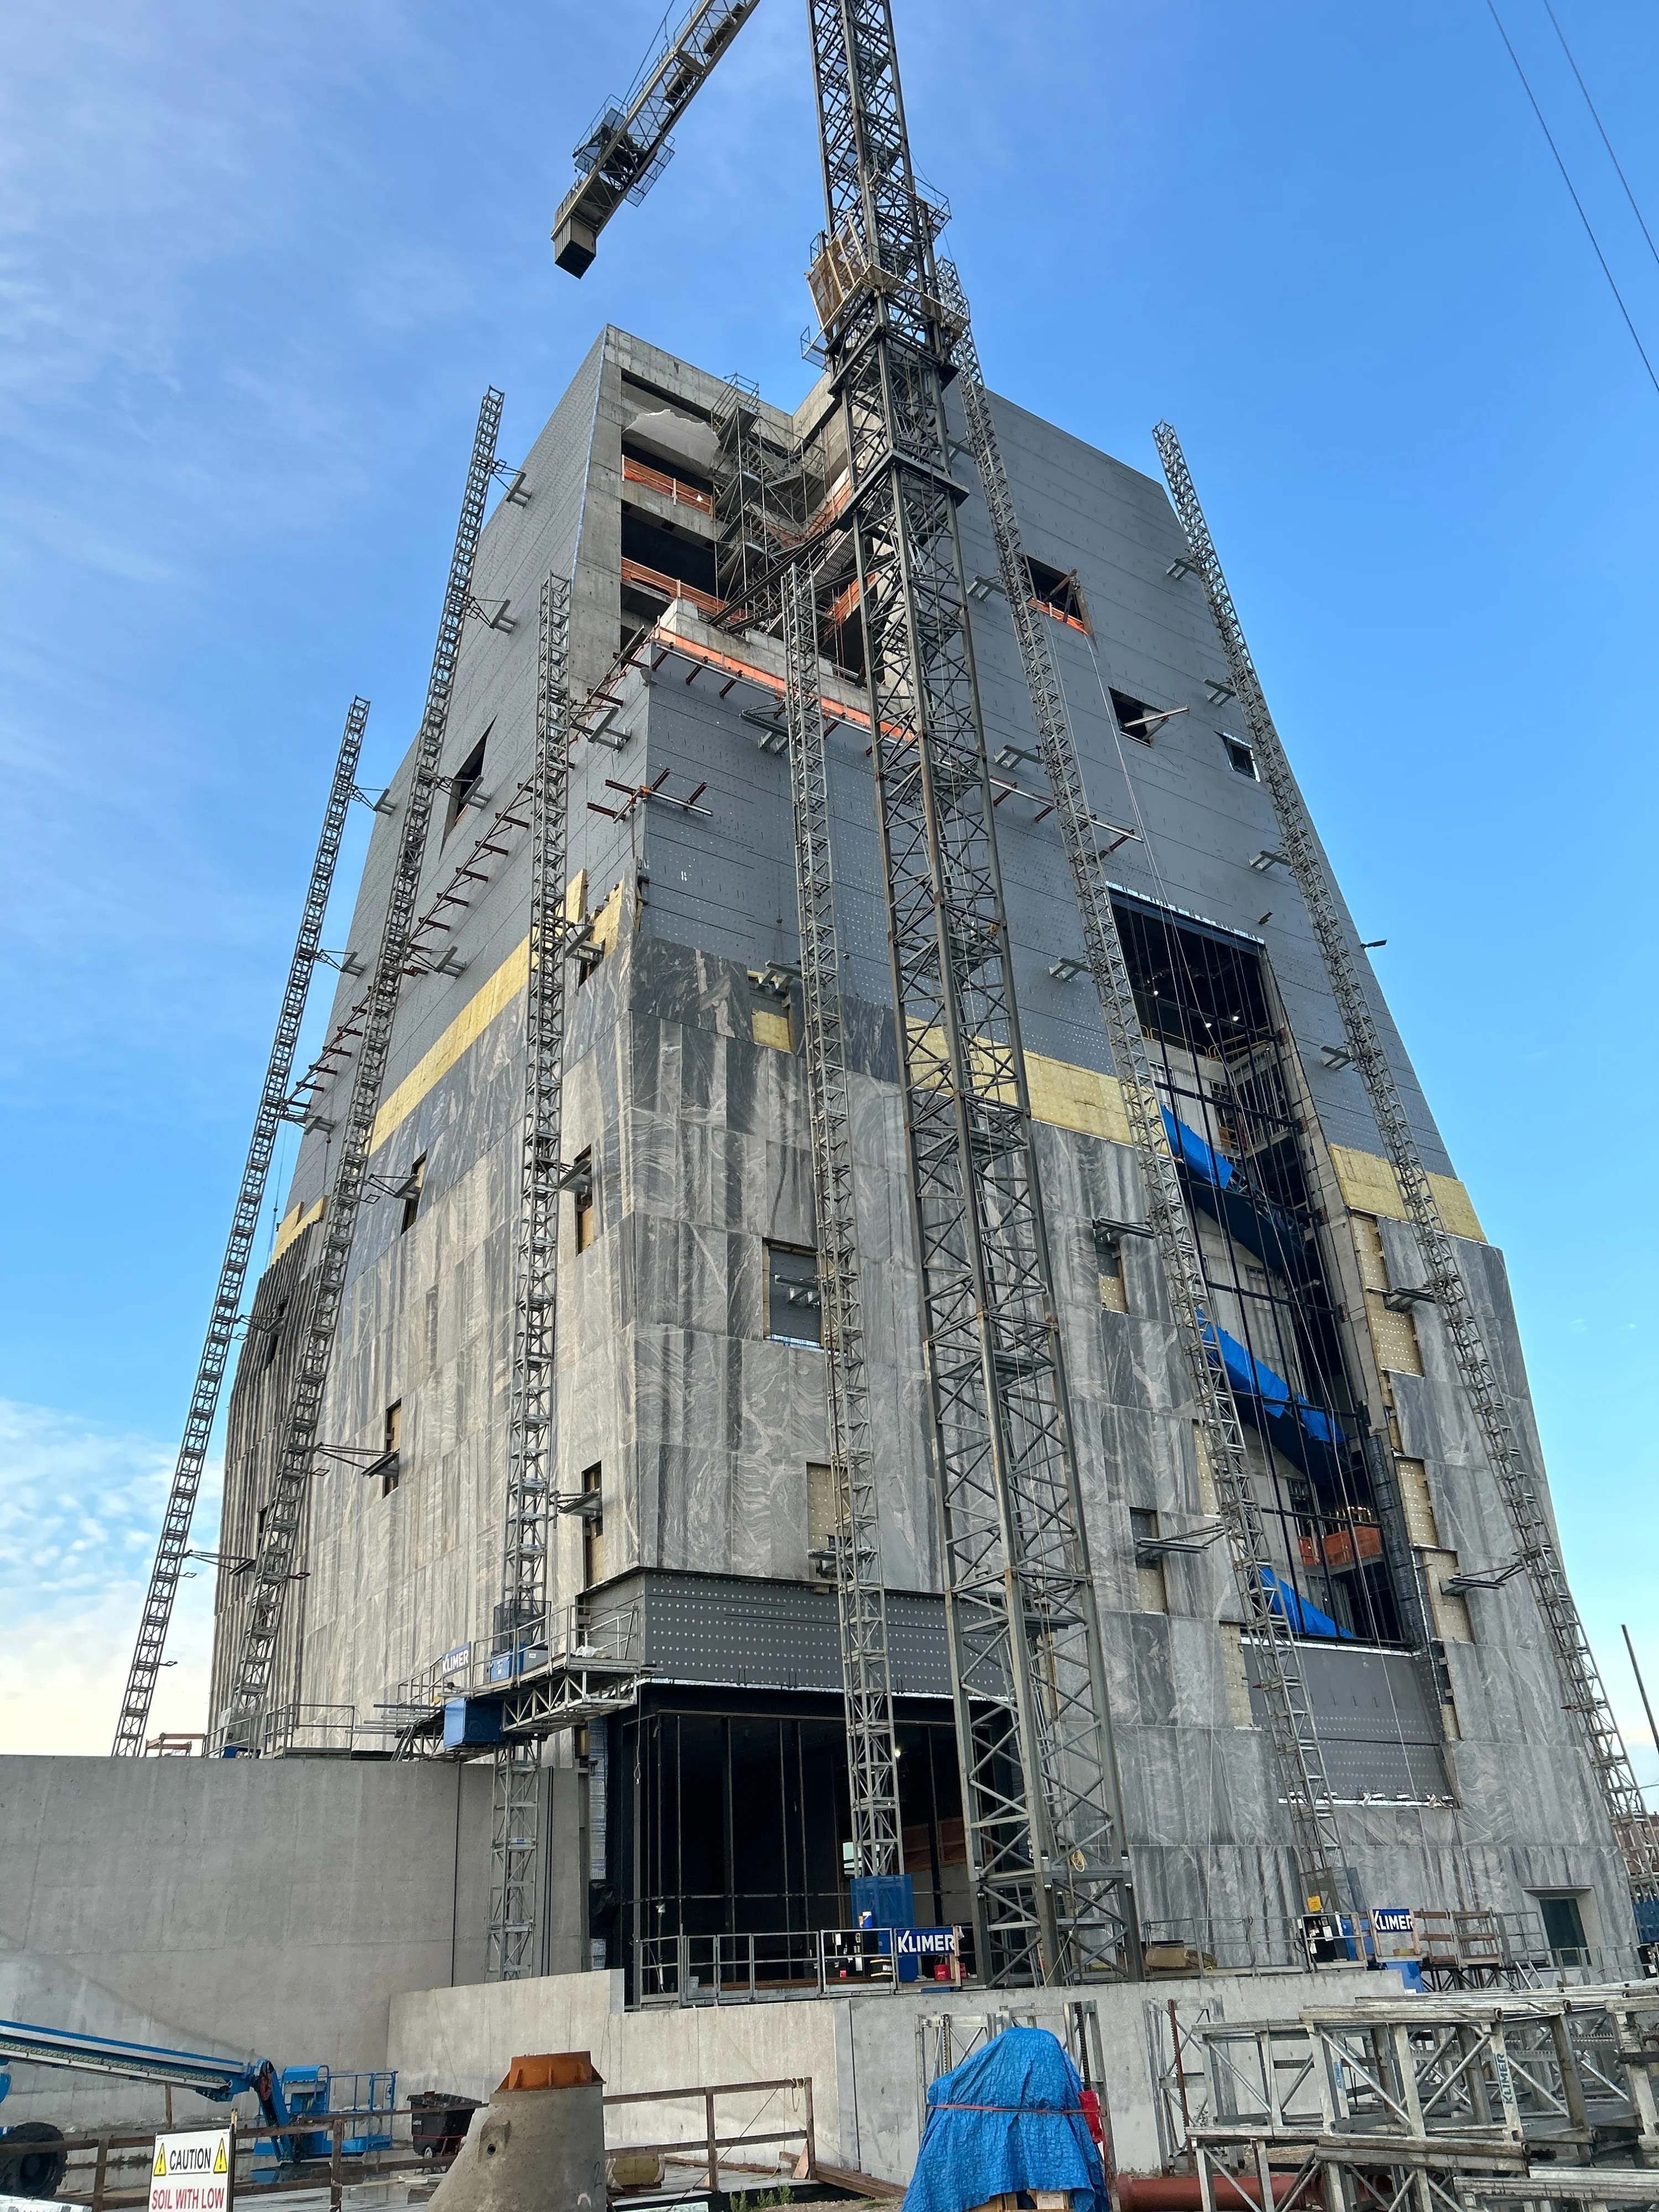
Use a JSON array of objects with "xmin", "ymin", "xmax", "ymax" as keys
[{"xmin": 0, "ymin": 1399, "xmax": 219, "ymax": 1752}]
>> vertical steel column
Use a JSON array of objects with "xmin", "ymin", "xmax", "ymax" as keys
[
  {"xmin": 937, "ymin": 278, "xmax": 1349, "ymax": 1915},
  {"xmin": 1154, "ymin": 420, "xmax": 1659, "ymax": 1908},
  {"xmin": 780, "ymin": 558, "xmax": 904, "ymax": 1880},
  {"xmin": 489, "ymin": 572, "xmax": 576, "ymax": 1980},
  {"xmin": 806, "ymin": 0, "xmax": 1134, "ymax": 1984},
  {"xmin": 220, "ymin": 390, "xmax": 504, "ymax": 1748},
  {"xmin": 113, "ymin": 697, "xmax": 371, "ymax": 1756}
]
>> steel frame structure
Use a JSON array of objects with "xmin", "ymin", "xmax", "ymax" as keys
[
  {"xmin": 1152, "ymin": 423, "xmax": 1659, "ymax": 1910},
  {"xmin": 803, "ymin": 0, "xmax": 1134, "ymax": 1985},
  {"xmin": 113, "ymin": 697, "xmax": 371, "ymax": 1756},
  {"xmin": 941, "ymin": 272, "xmax": 1351, "ymax": 1916},
  {"xmin": 779, "ymin": 556, "xmax": 904, "ymax": 1880},
  {"xmin": 218, "ymin": 390, "xmax": 504, "ymax": 1749},
  {"xmin": 489, "ymin": 571, "xmax": 577, "ymax": 1980}
]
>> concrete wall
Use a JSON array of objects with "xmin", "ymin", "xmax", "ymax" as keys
[
  {"xmin": 0, "ymin": 1755, "xmax": 510, "ymax": 2133},
  {"xmin": 387, "ymin": 1960, "xmax": 1394, "ymax": 2186}
]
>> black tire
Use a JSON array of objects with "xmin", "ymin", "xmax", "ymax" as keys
[{"xmin": 0, "ymin": 2121, "xmax": 68, "ymax": 2199}]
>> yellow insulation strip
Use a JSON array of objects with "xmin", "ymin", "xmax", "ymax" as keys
[
  {"xmin": 272, "ymin": 1194, "xmax": 325, "ymax": 1261},
  {"xmin": 370, "ymin": 936, "xmax": 530, "ymax": 1155},
  {"xmin": 1328, "ymin": 1143, "xmax": 1485, "ymax": 1243}
]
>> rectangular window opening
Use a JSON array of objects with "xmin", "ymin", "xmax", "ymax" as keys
[
  {"xmin": 581, "ymin": 1462, "xmax": 604, "ymax": 1588},
  {"xmin": 1110, "ymin": 689, "xmax": 1159, "ymax": 745},
  {"xmin": 1223, "ymin": 734, "xmax": 1258, "ymax": 778},
  {"xmin": 748, "ymin": 970, "xmax": 795, "ymax": 1052},
  {"xmin": 572, "ymin": 1149, "xmax": 596, "ymax": 1253},
  {"xmin": 399, "ymin": 1156, "xmax": 426, "ymax": 1235},
  {"xmin": 1531, "ymin": 1891, "xmax": 1589, "ymax": 1962},
  {"xmin": 380, "ymin": 1401, "xmax": 402, "ymax": 1496},
  {"xmin": 445, "ymin": 734, "xmax": 489, "ymax": 841},
  {"xmin": 260, "ymin": 1297, "xmax": 287, "ymax": 1371},
  {"xmin": 1024, "ymin": 555, "xmax": 1091, "ymax": 634},
  {"xmin": 1131, "ymin": 1506, "xmax": 1168, "ymax": 1613},
  {"xmin": 766, "ymin": 1241, "xmax": 822, "ymax": 1347},
  {"xmin": 807, "ymin": 1460, "xmax": 837, "ymax": 1578}
]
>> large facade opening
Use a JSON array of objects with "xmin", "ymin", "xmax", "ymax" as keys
[{"xmin": 1112, "ymin": 894, "xmax": 1405, "ymax": 1647}]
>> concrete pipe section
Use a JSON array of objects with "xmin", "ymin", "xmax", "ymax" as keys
[{"xmin": 425, "ymin": 2053, "xmax": 605, "ymax": 2212}]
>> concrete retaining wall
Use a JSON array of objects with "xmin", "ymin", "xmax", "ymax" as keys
[
  {"xmin": 0, "ymin": 1755, "xmax": 519, "ymax": 2132},
  {"xmin": 388, "ymin": 1962, "xmax": 1394, "ymax": 2188}
]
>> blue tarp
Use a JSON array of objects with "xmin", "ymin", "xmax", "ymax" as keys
[
  {"xmin": 905, "ymin": 2026, "xmax": 1107, "ymax": 2212},
  {"xmin": 1199, "ymin": 1316, "xmax": 1343, "ymax": 1468},
  {"xmin": 1162, "ymin": 1105, "xmax": 1313, "ymax": 1284},
  {"xmin": 1162, "ymin": 1103, "xmax": 1234, "ymax": 1190},
  {"xmin": 1261, "ymin": 1564, "xmax": 1352, "ymax": 1640}
]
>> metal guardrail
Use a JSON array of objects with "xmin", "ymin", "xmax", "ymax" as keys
[{"xmin": 632, "ymin": 1925, "xmax": 966, "ymax": 2006}]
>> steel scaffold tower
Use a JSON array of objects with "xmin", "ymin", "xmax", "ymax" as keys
[
  {"xmin": 940, "ymin": 283, "xmax": 1352, "ymax": 1915},
  {"xmin": 779, "ymin": 557, "xmax": 904, "ymax": 1882},
  {"xmin": 113, "ymin": 697, "xmax": 371, "ymax": 1757},
  {"xmin": 489, "ymin": 572, "xmax": 577, "ymax": 1979},
  {"xmin": 1153, "ymin": 421, "xmax": 1659, "ymax": 1906},
  {"xmin": 218, "ymin": 390, "xmax": 504, "ymax": 1750},
  {"xmin": 804, "ymin": 0, "xmax": 1135, "ymax": 1985}
]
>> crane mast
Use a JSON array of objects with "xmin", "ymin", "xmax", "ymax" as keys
[
  {"xmin": 939, "ymin": 286, "xmax": 1350, "ymax": 1915},
  {"xmin": 1153, "ymin": 422, "xmax": 1659, "ymax": 1910},
  {"xmin": 802, "ymin": 0, "xmax": 1135, "ymax": 1984},
  {"xmin": 780, "ymin": 558, "xmax": 905, "ymax": 1884},
  {"xmin": 112, "ymin": 697, "xmax": 371, "ymax": 1757},
  {"xmin": 217, "ymin": 391, "xmax": 504, "ymax": 1751},
  {"xmin": 489, "ymin": 572, "xmax": 577, "ymax": 1979}
]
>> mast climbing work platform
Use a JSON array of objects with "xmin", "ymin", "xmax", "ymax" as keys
[
  {"xmin": 216, "ymin": 390, "xmax": 505, "ymax": 1752},
  {"xmin": 113, "ymin": 696, "xmax": 371, "ymax": 1757},
  {"xmin": 1153, "ymin": 422, "xmax": 1659, "ymax": 1916},
  {"xmin": 938, "ymin": 279, "xmax": 1350, "ymax": 1920},
  {"xmin": 488, "ymin": 571, "xmax": 579, "ymax": 1981},
  {"xmin": 780, "ymin": 555, "xmax": 905, "ymax": 1886}
]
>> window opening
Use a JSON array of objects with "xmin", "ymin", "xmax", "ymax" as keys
[
  {"xmin": 1532, "ymin": 1892, "xmax": 1589, "ymax": 1962},
  {"xmin": 398, "ymin": 1156, "xmax": 426, "ymax": 1235},
  {"xmin": 581, "ymin": 1463, "xmax": 605, "ymax": 1589},
  {"xmin": 1110, "ymin": 690, "xmax": 1160, "ymax": 745},
  {"xmin": 445, "ymin": 734, "xmax": 488, "ymax": 841},
  {"xmin": 1112, "ymin": 893, "xmax": 1404, "ymax": 1647},
  {"xmin": 766, "ymin": 1243, "xmax": 822, "ymax": 1347},
  {"xmin": 572, "ymin": 1150, "xmax": 596, "ymax": 1253},
  {"xmin": 806, "ymin": 1461, "xmax": 836, "ymax": 1578},
  {"xmin": 1023, "ymin": 555, "xmax": 1091, "ymax": 633},
  {"xmin": 1222, "ymin": 734, "xmax": 1258, "ymax": 778},
  {"xmin": 260, "ymin": 1297, "xmax": 287, "ymax": 1371},
  {"xmin": 1130, "ymin": 1507, "xmax": 1168, "ymax": 1613},
  {"xmin": 380, "ymin": 1401, "xmax": 402, "ymax": 1497},
  {"xmin": 748, "ymin": 968, "xmax": 795, "ymax": 1051}
]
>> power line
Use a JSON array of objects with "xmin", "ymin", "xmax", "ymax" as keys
[
  {"xmin": 1484, "ymin": 0, "xmax": 1659, "ymax": 399},
  {"xmin": 1542, "ymin": 1, "xmax": 1659, "ymax": 276}
]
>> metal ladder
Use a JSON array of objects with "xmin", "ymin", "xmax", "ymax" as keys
[
  {"xmin": 940, "ymin": 278, "xmax": 1350, "ymax": 1917},
  {"xmin": 112, "ymin": 697, "xmax": 371, "ymax": 1755},
  {"xmin": 217, "ymin": 390, "xmax": 504, "ymax": 1749}
]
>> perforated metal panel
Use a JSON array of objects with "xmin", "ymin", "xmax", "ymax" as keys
[{"xmin": 601, "ymin": 1569, "xmax": 950, "ymax": 1697}]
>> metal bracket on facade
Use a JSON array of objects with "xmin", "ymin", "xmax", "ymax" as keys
[
  {"xmin": 1442, "ymin": 1554, "xmax": 1532, "ymax": 1595},
  {"xmin": 1383, "ymin": 1285, "xmax": 1438, "ymax": 1312},
  {"xmin": 1135, "ymin": 1518, "xmax": 1226, "ymax": 1563}
]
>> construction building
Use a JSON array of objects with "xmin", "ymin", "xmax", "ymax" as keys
[{"xmin": 201, "ymin": 322, "xmax": 1636, "ymax": 1989}]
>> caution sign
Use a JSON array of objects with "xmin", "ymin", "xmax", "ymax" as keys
[{"xmin": 148, "ymin": 2127, "xmax": 233, "ymax": 2212}]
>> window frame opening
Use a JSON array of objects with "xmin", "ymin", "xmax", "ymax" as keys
[
  {"xmin": 581, "ymin": 1462, "xmax": 605, "ymax": 1589},
  {"xmin": 765, "ymin": 1241, "xmax": 823, "ymax": 1348},
  {"xmin": 398, "ymin": 1156, "xmax": 426, "ymax": 1236},
  {"xmin": 379, "ymin": 1401, "xmax": 402, "ymax": 1497},
  {"xmin": 444, "ymin": 734, "xmax": 489, "ymax": 841},
  {"xmin": 1109, "ymin": 688, "xmax": 1161, "ymax": 745},
  {"xmin": 1023, "ymin": 555, "xmax": 1092, "ymax": 634},
  {"xmin": 571, "ymin": 1149, "xmax": 597, "ymax": 1253},
  {"xmin": 1222, "ymin": 734, "xmax": 1258, "ymax": 779}
]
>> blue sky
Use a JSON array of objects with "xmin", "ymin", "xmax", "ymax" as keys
[{"xmin": 2, "ymin": 0, "xmax": 1656, "ymax": 1769}]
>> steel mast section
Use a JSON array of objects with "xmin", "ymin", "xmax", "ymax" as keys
[
  {"xmin": 780, "ymin": 559, "xmax": 904, "ymax": 1882},
  {"xmin": 489, "ymin": 572, "xmax": 577, "ymax": 1979},
  {"xmin": 938, "ymin": 284, "xmax": 1351, "ymax": 1915},
  {"xmin": 803, "ymin": 0, "xmax": 1135, "ymax": 1985},
  {"xmin": 552, "ymin": 1, "xmax": 763, "ymax": 275},
  {"xmin": 219, "ymin": 391, "xmax": 504, "ymax": 1751},
  {"xmin": 1153, "ymin": 421, "xmax": 1659, "ymax": 1908},
  {"xmin": 113, "ymin": 697, "xmax": 371, "ymax": 1757}
]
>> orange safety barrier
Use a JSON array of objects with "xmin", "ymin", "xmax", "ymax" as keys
[
  {"xmin": 1298, "ymin": 1522, "xmax": 1383, "ymax": 1572},
  {"xmin": 620, "ymin": 557, "xmax": 726, "ymax": 620},
  {"xmin": 622, "ymin": 454, "xmax": 714, "ymax": 513}
]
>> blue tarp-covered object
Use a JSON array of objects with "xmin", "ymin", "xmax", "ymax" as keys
[{"xmin": 905, "ymin": 2025, "xmax": 1107, "ymax": 2212}]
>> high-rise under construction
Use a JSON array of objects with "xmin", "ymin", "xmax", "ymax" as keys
[{"xmin": 196, "ymin": 318, "xmax": 1640, "ymax": 1987}]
